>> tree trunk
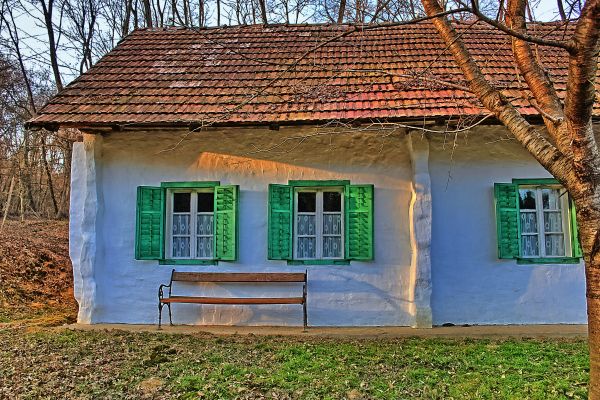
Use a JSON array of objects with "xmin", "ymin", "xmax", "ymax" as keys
[
  {"xmin": 421, "ymin": 0, "xmax": 600, "ymax": 397},
  {"xmin": 172, "ymin": 0, "xmax": 185, "ymax": 25},
  {"xmin": 573, "ymin": 195, "xmax": 600, "ymax": 399},
  {"xmin": 183, "ymin": 0, "xmax": 190, "ymax": 25},
  {"xmin": 198, "ymin": 0, "xmax": 204, "ymax": 26},
  {"xmin": 1, "ymin": 176, "xmax": 15, "ymax": 231},
  {"xmin": 258, "ymin": 0, "xmax": 268, "ymax": 24},
  {"xmin": 39, "ymin": 0, "xmax": 63, "ymax": 91},
  {"xmin": 122, "ymin": 0, "xmax": 133, "ymax": 36},
  {"xmin": 337, "ymin": 0, "xmax": 347, "ymax": 23},
  {"xmin": 21, "ymin": 135, "xmax": 37, "ymax": 213},
  {"xmin": 590, "ymin": 293, "xmax": 600, "ymax": 400},
  {"xmin": 41, "ymin": 135, "xmax": 59, "ymax": 216},
  {"xmin": 18, "ymin": 178, "xmax": 24, "ymax": 221},
  {"xmin": 58, "ymin": 138, "xmax": 72, "ymax": 217},
  {"xmin": 143, "ymin": 0, "xmax": 153, "ymax": 27},
  {"xmin": 557, "ymin": 0, "xmax": 568, "ymax": 21}
]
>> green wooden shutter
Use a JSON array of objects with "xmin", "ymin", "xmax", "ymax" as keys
[
  {"xmin": 570, "ymin": 198, "xmax": 583, "ymax": 258},
  {"xmin": 135, "ymin": 186, "xmax": 165, "ymax": 260},
  {"xmin": 345, "ymin": 184, "xmax": 374, "ymax": 260},
  {"xmin": 268, "ymin": 184, "xmax": 293, "ymax": 260},
  {"xmin": 214, "ymin": 185, "xmax": 238, "ymax": 261},
  {"xmin": 494, "ymin": 183, "xmax": 521, "ymax": 259}
]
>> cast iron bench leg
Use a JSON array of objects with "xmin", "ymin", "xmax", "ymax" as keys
[
  {"xmin": 303, "ymin": 302, "xmax": 307, "ymax": 332},
  {"xmin": 158, "ymin": 303, "xmax": 163, "ymax": 330},
  {"xmin": 302, "ymin": 274, "xmax": 308, "ymax": 332}
]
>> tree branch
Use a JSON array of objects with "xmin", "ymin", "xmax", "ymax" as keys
[
  {"xmin": 421, "ymin": 0, "xmax": 579, "ymax": 188},
  {"xmin": 564, "ymin": 0, "xmax": 600, "ymax": 185},
  {"xmin": 506, "ymin": 0, "xmax": 570, "ymax": 155},
  {"xmin": 466, "ymin": 0, "xmax": 575, "ymax": 52}
]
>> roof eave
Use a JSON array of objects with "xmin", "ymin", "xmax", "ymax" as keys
[
  {"xmin": 26, "ymin": 115, "xmax": 497, "ymax": 132},
  {"xmin": 26, "ymin": 115, "xmax": 600, "ymax": 133}
]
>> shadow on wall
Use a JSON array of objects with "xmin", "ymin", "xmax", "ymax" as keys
[{"xmin": 105, "ymin": 128, "xmax": 411, "ymax": 182}]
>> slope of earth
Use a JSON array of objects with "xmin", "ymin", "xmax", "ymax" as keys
[{"xmin": 0, "ymin": 219, "xmax": 76, "ymax": 325}]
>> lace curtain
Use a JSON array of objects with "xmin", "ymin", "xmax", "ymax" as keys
[
  {"xmin": 297, "ymin": 214, "xmax": 316, "ymax": 259},
  {"xmin": 172, "ymin": 214, "xmax": 191, "ymax": 258},
  {"xmin": 519, "ymin": 188, "xmax": 565, "ymax": 257},
  {"xmin": 323, "ymin": 214, "xmax": 342, "ymax": 258}
]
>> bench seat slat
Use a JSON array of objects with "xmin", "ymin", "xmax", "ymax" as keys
[
  {"xmin": 161, "ymin": 296, "xmax": 305, "ymax": 304},
  {"xmin": 171, "ymin": 272, "xmax": 306, "ymax": 283}
]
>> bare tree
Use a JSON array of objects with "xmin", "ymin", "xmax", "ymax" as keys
[
  {"xmin": 37, "ymin": 0, "xmax": 64, "ymax": 91},
  {"xmin": 337, "ymin": 0, "xmax": 346, "ymax": 21},
  {"xmin": 142, "ymin": 0, "xmax": 153, "ymax": 26},
  {"xmin": 258, "ymin": 0, "xmax": 269, "ymax": 22},
  {"xmin": 63, "ymin": 0, "xmax": 99, "ymax": 74},
  {"xmin": 216, "ymin": 0, "xmax": 221, "ymax": 24},
  {"xmin": 420, "ymin": 0, "xmax": 600, "ymax": 396}
]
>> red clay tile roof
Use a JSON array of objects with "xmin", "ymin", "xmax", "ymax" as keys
[{"xmin": 29, "ymin": 21, "xmax": 599, "ymax": 129}]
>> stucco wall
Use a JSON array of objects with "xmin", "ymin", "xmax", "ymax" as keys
[
  {"xmin": 70, "ymin": 124, "xmax": 589, "ymax": 326},
  {"xmin": 429, "ymin": 126, "xmax": 587, "ymax": 325},
  {"xmin": 82, "ymin": 127, "xmax": 416, "ymax": 326}
]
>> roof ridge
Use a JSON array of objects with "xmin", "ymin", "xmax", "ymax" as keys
[{"xmin": 130, "ymin": 19, "xmax": 574, "ymax": 34}]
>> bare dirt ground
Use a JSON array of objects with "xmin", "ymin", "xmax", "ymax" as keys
[{"xmin": 0, "ymin": 219, "xmax": 77, "ymax": 325}]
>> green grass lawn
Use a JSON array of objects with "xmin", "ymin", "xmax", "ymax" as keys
[{"xmin": 0, "ymin": 328, "xmax": 589, "ymax": 399}]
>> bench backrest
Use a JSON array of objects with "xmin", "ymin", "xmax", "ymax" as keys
[{"xmin": 171, "ymin": 271, "xmax": 306, "ymax": 283}]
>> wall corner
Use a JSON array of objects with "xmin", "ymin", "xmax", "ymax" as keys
[
  {"xmin": 69, "ymin": 133, "xmax": 103, "ymax": 324},
  {"xmin": 407, "ymin": 132, "xmax": 433, "ymax": 328}
]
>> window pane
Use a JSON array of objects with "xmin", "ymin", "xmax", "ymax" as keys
[
  {"xmin": 173, "ymin": 192, "xmax": 191, "ymax": 212},
  {"xmin": 519, "ymin": 189, "xmax": 536, "ymax": 210},
  {"xmin": 297, "ymin": 215, "xmax": 316, "ymax": 235},
  {"xmin": 197, "ymin": 237, "xmax": 214, "ymax": 258},
  {"xmin": 323, "ymin": 214, "xmax": 342, "ymax": 235},
  {"xmin": 542, "ymin": 188, "xmax": 562, "ymax": 210},
  {"xmin": 298, "ymin": 237, "xmax": 316, "ymax": 258},
  {"xmin": 172, "ymin": 214, "xmax": 190, "ymax": 235},
  {"xmin": 544, "ymin": 211, "xmax": 563, "ymax": 233},
  {"xmin": 172, "ymin": 237, "xmax": 190, "ymax": 257},
  {"xmin": 197, "ymin": 192, "xmax": 214, "ymax": 212},
  {"xmin": 545, "ymin": 234, "xmax": 565, "ymax": 256},
  {"xmin": 519, "ymin": 212, "xmax": 538, "ymax": 234},
  {"xmin": 521, "ymin": 235, "xmax": 539, "ymax": 257},
  {"xmin": 197, "ymin": 214, "xmax": 214, "ymax": 235},
  {"xmin": 323, "ymin": 192, "xmax": 342, "ymax": 212},
  {"xmin": 298, "ymin": 192, "xmax": 316, "ymax": 212},
  {"xmin": 323, "ymin": 237, "xmax": 342, "ymax": 258}
]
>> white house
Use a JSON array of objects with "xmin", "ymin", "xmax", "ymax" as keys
[{"xmin": 29, "ymin": 22, "xmax": 597, "ymax": 327}]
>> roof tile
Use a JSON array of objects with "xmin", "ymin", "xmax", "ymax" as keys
[{"xmin": 30, "ymin": 21, "xmax": 599, "ymax": 128}]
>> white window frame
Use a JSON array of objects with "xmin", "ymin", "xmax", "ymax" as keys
[
  {"xmin": 519, "ymin": 185, "xmax": 572, "ymax": 259},
  {"xmin": 293, "ymin": 187, "xmax": 345, "ymax": 260},
  {"xmin": 166, "ymin": 188, "xmax": 215, "ymax": 260}
]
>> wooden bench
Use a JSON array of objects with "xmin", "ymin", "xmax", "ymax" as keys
[{"xmin": 158, "ymin": 270, "xmax": 308, "ymax": 329}]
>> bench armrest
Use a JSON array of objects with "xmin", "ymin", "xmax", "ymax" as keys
[{"xmin": 158, "ymin": 283, "xmax": 172, "ymax": 300}]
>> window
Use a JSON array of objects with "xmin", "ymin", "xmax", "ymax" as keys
[
  {"xmin": 135, "ymin": 182, "xmax": 238, "ymax": 263},
  {"xmin": 294, "ymin": 188, "xmax": 344, "ymax": 260},
  {"xmin": 518, "ymin": 186, "xmax": 570, "ymax": 258},
  {"xmin": 168, "ymin": 190, "xmax": 215, "ymax": 259},
  {"xmin": 268, "ymin": 181, "xmax": 374, "ymax": 263},
  {"xmin": 494, "ymin": 179, "xmax": 581, "ymax": 263}
]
